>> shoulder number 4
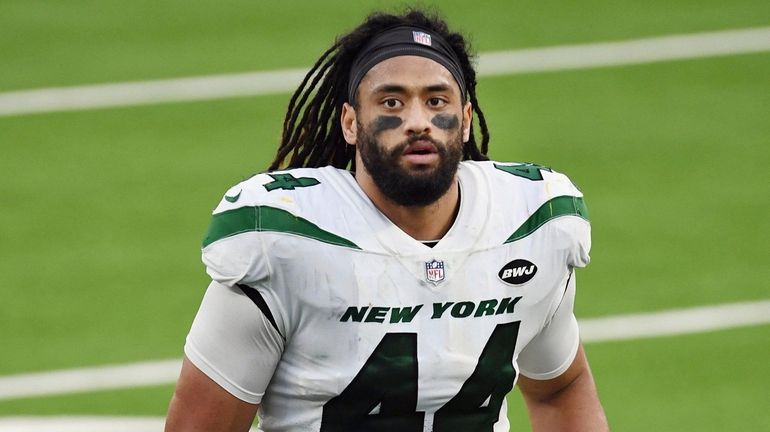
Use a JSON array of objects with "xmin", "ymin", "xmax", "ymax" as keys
[
  {"xmin": 263, "ymin": 173, "xmax": 320, "ymax": 191},
  {"xmin": 320, "ymin": 321, "xmax": 520, "ymax": 431}
]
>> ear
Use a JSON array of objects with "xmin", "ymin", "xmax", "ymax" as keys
[
  {"xmin": 461, "ymin": 101, "xmax": 473, "ymax": 143},
  {"xmin": 341, "ymin": 102, "xmax": 358, "ymax": 145}
]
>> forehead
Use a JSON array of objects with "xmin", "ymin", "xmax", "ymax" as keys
[{"xmin": 357, "ymin": 56, "xmax": 460, "ymax": 96}]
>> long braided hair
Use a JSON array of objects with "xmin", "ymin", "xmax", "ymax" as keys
[{"xmin": 268, "ymin": 9, "xmax": 490, "ymax": 171}]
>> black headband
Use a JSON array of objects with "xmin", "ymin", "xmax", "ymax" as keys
[{"xmin": 347, "ymin": 26, "xmax": 467, "ymax": 103}]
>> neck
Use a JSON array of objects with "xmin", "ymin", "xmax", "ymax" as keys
[{"xmin": 355, "ymin": 170, "xmax": 460, "ymax": 241}]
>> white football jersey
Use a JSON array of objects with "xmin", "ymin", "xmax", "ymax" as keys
[{"xmin": 185, "ymin": 160, "xmax": 591, "ymax": 432}]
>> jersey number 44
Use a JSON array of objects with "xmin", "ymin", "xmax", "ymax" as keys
[{"xmin": 320, "ymin": 321, "xmax": 520, "ymax": 431}]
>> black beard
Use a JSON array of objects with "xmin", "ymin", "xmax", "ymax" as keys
[{"xmin": 357, "ymin": 123, "xmax": 463, "ymax": 207}]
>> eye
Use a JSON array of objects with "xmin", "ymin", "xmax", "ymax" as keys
[
  {"xmin": 427, "ymin": 97, "xmax": 447, "ymax": 108},
  {"xmin": 382, "ymin": 98, "xmax": 402, "ymax": 109}
]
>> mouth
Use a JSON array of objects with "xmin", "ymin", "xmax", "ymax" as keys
[
  {"xmin": 401, "ymin": 140, "xmax": 439, "ymax": 165},
  {"xmin": 403, "ymin": 140, "xmax": 438, "ymax": 156},
  {"xmin": 402, "ymin": 140, "xmax": 439, "ymax": 167}
]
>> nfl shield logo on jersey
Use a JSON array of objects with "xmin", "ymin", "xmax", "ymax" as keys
[{"xmin": 425, "ymin": 259, "xmax": 445, "ymax": 283}]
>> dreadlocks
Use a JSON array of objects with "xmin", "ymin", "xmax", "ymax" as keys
[{"xmin": 268, "ymin": 9, "xmax": 490, "ymax": 171}]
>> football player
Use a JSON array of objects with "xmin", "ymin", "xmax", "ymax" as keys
[{"xmin": 166, "ymin": 9, "xmax": 608, "ymax": 432}]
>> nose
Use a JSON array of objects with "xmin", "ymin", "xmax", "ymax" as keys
[{"xmin": 401, "ymin": 101, "xmax": 432, "ymax": 136}]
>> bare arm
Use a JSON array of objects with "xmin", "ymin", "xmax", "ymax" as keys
[
  {"xmin": 165, "ymin": 356, "xmax": 259, "ymax": 432},
  {"xmin": 518, "ymin": 344, "xmax": 609, "ymax": 431}
]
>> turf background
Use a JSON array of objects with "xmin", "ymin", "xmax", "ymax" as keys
[{"xmin": 1, "ymin": 1, "xmax": 768, "ymax": 430}]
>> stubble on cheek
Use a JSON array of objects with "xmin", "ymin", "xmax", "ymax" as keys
[
  {"xmin": 371, "ymin": 116, "xmax": 403, "ymax": 135},
  {"xmin": 431, "ymin": 114, "xmax": 460, "ymax": 130}
]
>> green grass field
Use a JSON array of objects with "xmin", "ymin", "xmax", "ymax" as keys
[{"xmin": 1, "ymin": 1, "xmax": 769, "ymax": 430}]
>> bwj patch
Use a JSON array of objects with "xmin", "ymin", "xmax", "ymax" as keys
[{"xmin": 425, "ymin": 259, "xmax": 445, "ymax": 283}]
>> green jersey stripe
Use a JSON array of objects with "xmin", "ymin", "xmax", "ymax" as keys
[
  {"xmin": 202, "ymin": 205, "xmax": 360, "ymax": 249},
  {"xmin": 505, "ymin": 196, "xmax": 589, "ymax": 243}
]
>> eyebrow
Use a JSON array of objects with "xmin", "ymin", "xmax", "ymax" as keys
[
  {"xmin": 426, "ymin": 84, "xmax": 452, "ymax": 93},
  {"xmin": 372, "ymin": 84, "xmax": 408, "ymax": 94},
  {"xmin": 371, "ymin": 83, "xmax": 454, "ymax": 95}
]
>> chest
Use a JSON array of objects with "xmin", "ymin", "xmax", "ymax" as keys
[{"xmin": 266, "ymin": 236, "xmax": 569, "ymax": 395}]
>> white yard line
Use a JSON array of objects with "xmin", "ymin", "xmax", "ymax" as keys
[
  {"xmin": 0, "ymin": 416, "xmax": 259, "ymax": 432},
  {"xmin": 578, "ymin": 299, "xmax": 770, "ymax": 342},
  {"xmin": 1, "ymin": 26, "xmax": 769, "ymax": 117},
  {"xmin": 0, "ymin": 359, "xmax": 181, "ymax": 401},
  {"xmin": 477, "ymin": 25, "xmax": 770, "ymax": 76},
  {"xmin": 0, "ymin": 299, "xmax": 768, "ymax": 402},
  {"xmin": 0, "ymin": 417, "xmax": 168, "ymax": 432}
]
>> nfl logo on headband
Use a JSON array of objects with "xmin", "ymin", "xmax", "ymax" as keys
[{"xmin": 412, "ymin": 31, "xmax": 432, "ymax": 46}]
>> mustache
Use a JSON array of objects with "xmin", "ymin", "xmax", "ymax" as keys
[
  {"xmin": 407, "ymin": 134, "xmax": 439, "ymax": 145},
  {"xmin": 397, "ymin": 134, "xmax": 443, "ymax": 152}
]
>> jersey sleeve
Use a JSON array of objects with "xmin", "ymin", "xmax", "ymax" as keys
[
  {"xmin": 202, "ymin": 232, "xmax": 269, "ymax": 287},
  {"xmin": 489, "ymin": 162, "xmax": 591, "ymax": 379},
  {"xmin": 541, "ymin": 167, "xmax": 591, "ymax": 269},
  {"xmin": 184, "ymin": 281, "xmax": 284, "ymax": 404},
  {"xmin": 558, "ymin": 213, "xmax": 592, "ymax": 269},
  {"xmin": 515, "ymin": 180, "xmax": 589, "ymax": 379},
  {"xmin": 488, "ymin": 161, "xmax": 591, "ymax": 267},
  {"xmin": 517, "ymin": 271, "xmax": 580, "ymax": 380},
  {"xmin": 201, "ymin": 182, "xmax": 272, "ymax": 287}
]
